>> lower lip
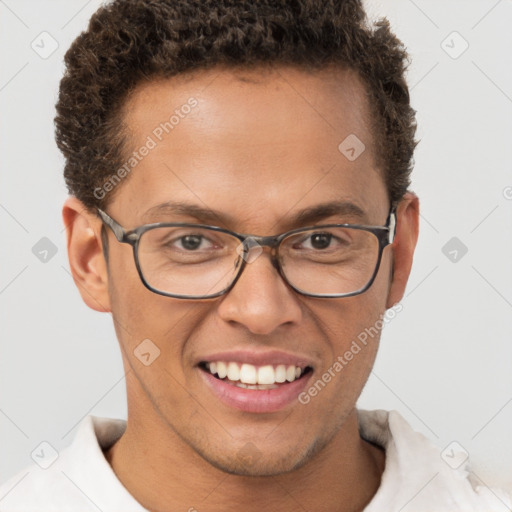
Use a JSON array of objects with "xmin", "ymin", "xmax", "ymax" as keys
[{"xmin": 200, "ymin": 369, "xmax": 312, "ymax": 413}]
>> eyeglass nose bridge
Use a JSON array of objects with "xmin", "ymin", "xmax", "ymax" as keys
[{"xmin": 235, "ymin": 234, "xmax": 282, "ymax": 267}]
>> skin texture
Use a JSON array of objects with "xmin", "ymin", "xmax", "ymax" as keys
[{"xmin": 63, "ymin": 66, "xmax": 419, "ymax": 512}]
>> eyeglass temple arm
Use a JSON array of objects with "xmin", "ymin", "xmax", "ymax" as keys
[
  {"xmin": 387, "ymin": 207, "xmax": 397, "ymax": 244},
  {"xmin": 97, "ymin": 208, "xmax": 127, "ymax": 242}
]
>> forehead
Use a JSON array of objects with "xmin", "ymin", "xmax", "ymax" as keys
[
  {"xmin": 124, "ymin": 65, "xmax": 373, "ymax": 145},
  {"xmin": 112, "ymin": 65, "xmax": 387, "ymax": 229}
]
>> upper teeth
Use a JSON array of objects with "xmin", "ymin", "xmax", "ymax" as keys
[{"xmin": 207, "ymin": 362, "xmax": 304, "ymax": 385}]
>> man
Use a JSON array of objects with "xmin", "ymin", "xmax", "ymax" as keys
[{"xmin": 0, "ymin": 0, "xmax": 509, "ymax": 510}]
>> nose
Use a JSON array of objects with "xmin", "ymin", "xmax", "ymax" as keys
[{"xmin": 216, "ymin": 247, "xmax": 303, "ymax": 335}]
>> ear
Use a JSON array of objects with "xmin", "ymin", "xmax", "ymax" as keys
[
  {"xmin": 386, "ymin": 192, "xmax": 420, "ymax": 308},
  {"xmin": 62, "ymin": 197, "xmax": 111, "ymax": 313}
]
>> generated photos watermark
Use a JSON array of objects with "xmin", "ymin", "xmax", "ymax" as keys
[
  {"xmin": 93, "ymin": 97, "xmax": 199, "ymax": 200},
  {"xmin": 298, "ymin": 303, "xmax": 403, "ymax": 405}
]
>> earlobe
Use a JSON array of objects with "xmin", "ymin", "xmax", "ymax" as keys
[
  {"xmin": 385, "ymin": 192, "xmax": 420, "ymax": 308},
  {"xmin": 62, "ymin": 197, "xmax": 112, "ymax": 313}
]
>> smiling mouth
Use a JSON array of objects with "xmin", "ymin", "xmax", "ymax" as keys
[{"xmin": 199, "ymin": 361, "xmax": 313, "ymax": 390}]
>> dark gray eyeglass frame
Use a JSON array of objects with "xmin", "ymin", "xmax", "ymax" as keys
[{"xmin": 97, "ymin": 207, "xmax": 397, "ymax": 300}]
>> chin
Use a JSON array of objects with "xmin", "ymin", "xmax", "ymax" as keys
[{"xmin": 195, "ymin": 437, "xmax": 325, "ymax": 477}]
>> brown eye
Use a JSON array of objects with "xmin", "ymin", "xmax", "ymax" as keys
[
  {"xmin": 309, "ymin": 233, "xmax": 332, "ymax": 250},
  {"xmin": 179, "ymin": 235, "xmax": 204, "ymax": 251}
]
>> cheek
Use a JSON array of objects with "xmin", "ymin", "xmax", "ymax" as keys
[
  {"xmin": 297, "ymin": 294, "xmax": 385, "ymax": 424},
  {"xmin": 108, "ymin": 279, "xmax": 212, "ymax": 421},
  {"xmin": 302, "ymin": 266, "xmax": 390, "ymax": 390},
  {"xmin": 310, "ymin": 267, "xmax": 390, "ymax": 350},
  {"xmin": 106, "ymin": 245, "xmax": 209, "ymax": 367}
]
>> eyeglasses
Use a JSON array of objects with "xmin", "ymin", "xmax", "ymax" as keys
[{"xmin": 97, "ymin": 207, "xmax": 396, "ymax": 300}]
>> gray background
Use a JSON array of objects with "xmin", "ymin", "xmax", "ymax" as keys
[{"xmin": 1, "ymin": 0, "xmax": 511, "ymax": 493}]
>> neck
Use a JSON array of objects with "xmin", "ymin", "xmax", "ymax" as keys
[{"xmin": 104, "ymin": 407, "xmax": 385, "ymax": 512}]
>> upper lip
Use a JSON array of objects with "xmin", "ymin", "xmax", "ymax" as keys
[{"xmin": 196, "ymin": 350, "xmax": 315, "ymax": 369}]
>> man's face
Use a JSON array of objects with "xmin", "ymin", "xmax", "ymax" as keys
[{"xmin": 95, "ymin": 66, "xmax": 397, "ymax": 475}]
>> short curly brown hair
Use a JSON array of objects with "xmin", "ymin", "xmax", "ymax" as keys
[{"xmin": 55, "ymin": 0, "xmax": 417, "ymax": 212}]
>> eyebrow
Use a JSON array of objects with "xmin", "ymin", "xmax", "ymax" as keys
[{"xmin": 141, "ymin": 200, "xmax": 368, "ymax": 229}]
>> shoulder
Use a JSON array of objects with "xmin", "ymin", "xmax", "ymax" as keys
[
  {"xmin": 358, "ymin": 409, "xmax": 512, "ymax": 512},
  {"xmin": 0, "ymin": 418, "xmax": 98, "ymax": 512},
  {"xmin": 0, "ymin": 416, "xmax": 144, "ymax": 512},
  {"xmin": 0, "ymin": 463, "xmax": 89, "ymax": 512}
]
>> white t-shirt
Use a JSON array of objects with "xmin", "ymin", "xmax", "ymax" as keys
[{"xmin": 0, "ymin": 409, "xmax": 509, "ymax": 511}]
